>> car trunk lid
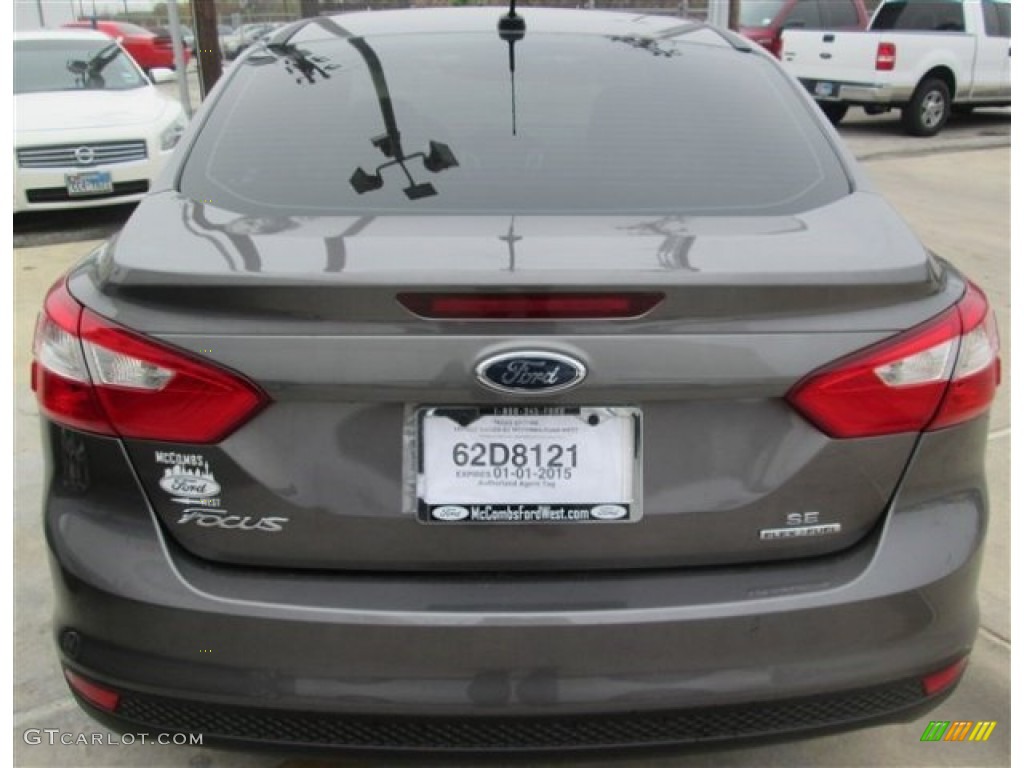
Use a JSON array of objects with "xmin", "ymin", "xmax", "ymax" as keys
[{"xmin": 70, "ymin": 192, "xmax": 958, "ymax": 571}]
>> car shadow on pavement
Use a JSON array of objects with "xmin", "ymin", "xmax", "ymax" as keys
[
  {"xmin": 838, "ymin": 108, "xmax": 1010, "ymax": 137},
  {"xmin": 14, "ymin": 203, "xmax": 137, "ymax": 248}
]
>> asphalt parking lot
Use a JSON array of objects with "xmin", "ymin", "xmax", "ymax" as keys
[{"xmin": 12, "ymin": 75, "xmax": 1010, "ymax": 767}]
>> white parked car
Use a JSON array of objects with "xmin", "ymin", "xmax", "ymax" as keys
[
  {"xmin": 14, "ymin": 29, "xmax": 188, "ymax": 213},
  {"xmin": 780, "ymin": 0, "xmax": 1011, "ymax": 135}
]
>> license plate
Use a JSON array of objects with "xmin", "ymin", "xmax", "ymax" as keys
[
  {"xmin": 414, "ymin": 406, "xmax": 641, "ymax": 524},
  {"xmin": 65, "ymin": 171, "xmax": 113, "ymax": 197},
  {"xmin": 814, "ymin": 81, "xmax": 835, "ymax": 98}
]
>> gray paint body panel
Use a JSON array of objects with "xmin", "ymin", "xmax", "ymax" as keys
[
  {"xmin": 63, "ymin": 192, "xmax": 965, "ymax": 570},
  {"xmin": 46, "ymin": 419, "xmax": 986, "ymax": 716}
]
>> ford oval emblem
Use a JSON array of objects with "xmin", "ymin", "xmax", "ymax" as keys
[
  {"xmin": 476, "ymin": 351, "xmax": 587, "ymax": 395},
  {"xmin": 431, "ymin": 505, "xmax": 471, "ymax": 522},
  {"xmin": 159, "ymin": 472, "xmax": 221, "ymax": 499},
  {"xmin": 590, "ymin": 504, "xmax": 628, "ymax": 521}
]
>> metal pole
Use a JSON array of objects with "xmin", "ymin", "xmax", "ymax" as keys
[
  {"xmin": 192, "ymin": 0, "xmax": 223, "ymax": 98},
  {"xmin": 727, "ymin": 0, "xmax": 740, "ymax": 30},
  {"xmin": 300, "ymin": 0, "xmax": 320, "ymax": 19},
  {"xmin": 166, "ymin": 0, "xmax": 193, "ymax": 117},
  {"xmin": 34, "ymin": 0, "xmax": 45, "ymax": 26}
]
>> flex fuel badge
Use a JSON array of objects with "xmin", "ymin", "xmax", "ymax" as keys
[{"xmin": 760, "ymin": 511, "xmax": 842, "ymax": 541}]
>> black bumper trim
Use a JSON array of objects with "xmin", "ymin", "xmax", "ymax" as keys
[
  {"xmin": 26, "ymin": 180, "xmax": 149, "ymax": 203},
  {"xmin": 73, "ymin": 677, "xmax": 944, "ymax": 754}
]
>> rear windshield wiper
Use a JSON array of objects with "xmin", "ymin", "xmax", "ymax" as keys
[{"xmin": 67, "ymin": 42, "xmax": 121, "ymax": 80}]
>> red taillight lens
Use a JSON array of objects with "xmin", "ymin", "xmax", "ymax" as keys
[
  {"xmin": 32, "ymin": 278, "xmax": 267, "ymax": 443},
  {"xmin": 929, "ymin": 286, "xmax": 1001, "ymax": 429},
  {"xmin": 64, "ymin": 669, "xmax": 121, "ymax": 712},
  {"xmin": 787, "ymin": 283, "xmax": 999, "ymax": 438},
  {"xmin": 921, "ymin": 657, "xmax": 968, "ymax": 697},
  {"xmin": 397, "ymin": 293, "xmax": 663, "ymax": 320},
  {"xmin": 876, "ymin": 42, "xmax": 896, "ymax": 71},
  {"xmin": 32, "ymin": 281, "xmax": 112, "ymax": 435}
]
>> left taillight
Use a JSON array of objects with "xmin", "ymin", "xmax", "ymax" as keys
[{"xmin": 32, "ymin": 278, "xmax": 267, "ymax": 443}]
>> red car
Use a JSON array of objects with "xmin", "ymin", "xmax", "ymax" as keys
[
  {"xmin": 62, "ymin": 20, "xmax": 190, "ymax": 72},
  {"xmin": 738, "ymin": 0, "xmax": 869, "ymax": 58}
]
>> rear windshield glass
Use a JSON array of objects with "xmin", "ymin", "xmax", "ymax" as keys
[
  {"xmin": 180, "ymin": 23, "xmax": 850, "ymax": 216},
  {"xmin": 14, "ymin": 39, "xmax": 148, "ymax": 93},
  {"xmin": 739, "ymin": 0, "xmax": 788, "ymax": 27},
  {"xmin": 994, "ymin": 2, "xmax": 1011, "ymax": 37},
  {"xmin": 872, "ymin": 1, "xmax": 966, "ymax": 31}
]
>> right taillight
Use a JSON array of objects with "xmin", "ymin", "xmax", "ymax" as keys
[
  {"xmin": 921, "ymin": 657, "xmax": 969, "ymax": 697},
  {"xmin": 787, "ymin": 283, "xmax": 999, "ymax": 438},
  {"xmin": 876, "ymin": 42, "xmax": 896, "ymax": 71},
  {"xmin": 32, "ymin": 277, "xmax": 267, "ymax": 443}
]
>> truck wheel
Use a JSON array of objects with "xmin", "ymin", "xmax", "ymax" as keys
[
  {"xmin": 819, "ymin": 103, "xmax": 849, "ymax": 125},
  {"xmin": 902, "ymin": 78, "xmax": 951, "ymax": 137}
]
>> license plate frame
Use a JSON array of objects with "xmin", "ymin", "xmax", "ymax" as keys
[
  {"xmin": 814, "ymin": 81, "xmax": 836, "ymax": 98},
  {"xmin": 411, "ymin": 405, "xmax": 642, "ymax": 525},
  {"xmin": 65, "ymin": 171, "xmax": 114, "ymax": 197}
]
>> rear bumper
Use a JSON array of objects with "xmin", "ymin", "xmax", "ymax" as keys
[
  {"xmin": 45, "ymin": 420, "xmax": 988, "ymax": 751},
  {"xmin": 77, "ymin": 677, "xmax": 959, "ymax": 753},
  {"xmin": 798, "ymin": 78, "xmax": 913, "ymax": 106}
]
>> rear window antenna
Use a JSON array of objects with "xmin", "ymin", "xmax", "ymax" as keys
[{"xmin": 497, "ymin": 0, "xmax": 526, "ymax": 135}]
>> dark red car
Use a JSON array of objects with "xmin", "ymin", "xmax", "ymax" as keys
[
  {"xmin": 739, "ymin": 0, "xmax": 869, "ymax": 57},
  {"xmin": 62, "ymin": 20, "xmax": 190, "ymax": 72}
]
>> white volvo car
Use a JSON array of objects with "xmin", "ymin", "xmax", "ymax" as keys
[{"xmin": 14, "ymin": 29, "xmax": 187, "ymax": 213}]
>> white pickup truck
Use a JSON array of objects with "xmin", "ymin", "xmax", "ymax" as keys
[{"xmin": 780, "ymin": 0, "xmax": 1011, "ymax": 135}]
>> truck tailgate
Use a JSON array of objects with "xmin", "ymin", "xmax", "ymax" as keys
[{"xmin": 780, "ymin": 29, "xmax": 890, "ymax": 93}]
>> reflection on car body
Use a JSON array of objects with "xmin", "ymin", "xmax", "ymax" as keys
[
  {"xmin": 13, "ymin": 29, "xmax": 188, "ymax": 213},
  {"xmin": 62, "ymin": 19, "xmax": 191, "ymax": 72}
]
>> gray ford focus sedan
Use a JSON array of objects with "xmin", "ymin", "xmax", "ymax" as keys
[{"xmin": 34, "ymin": 6, "xmax": 1000, "ymax": 754}]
